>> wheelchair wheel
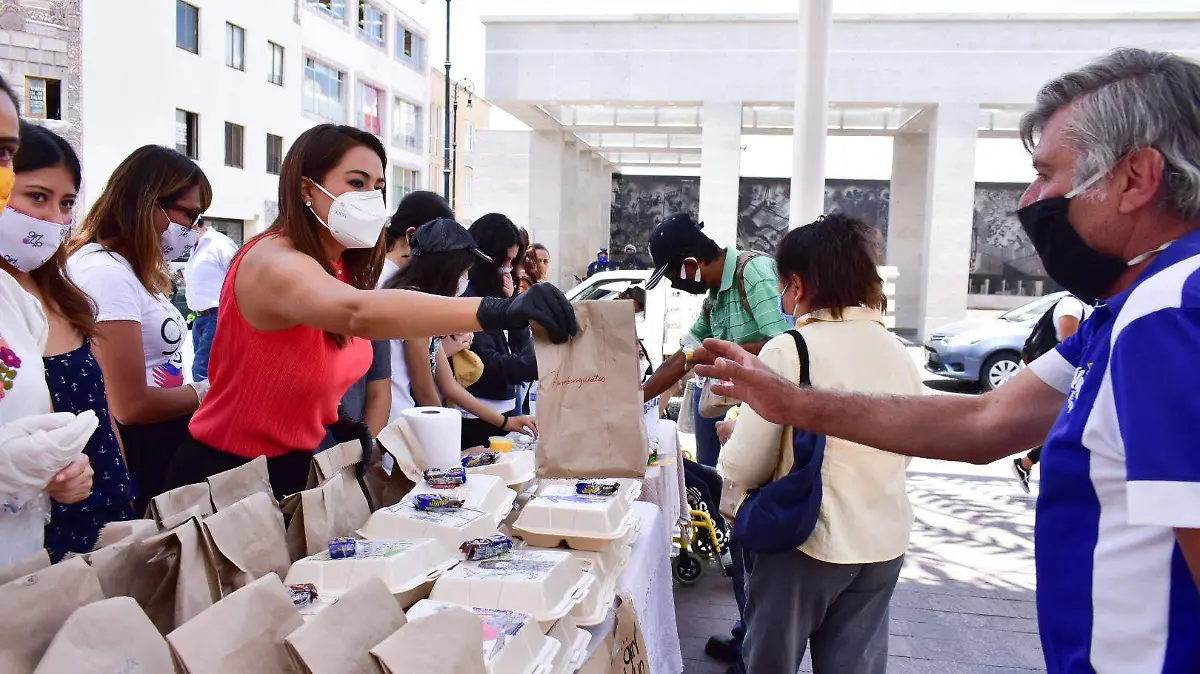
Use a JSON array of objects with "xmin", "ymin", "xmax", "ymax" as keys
[{"xmin": 673, "ymin": 551, "xmax": 705, "ymax": 586}]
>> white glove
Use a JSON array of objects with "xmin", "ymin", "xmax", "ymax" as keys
[{"xmin": 0, "ymin": 410, "xmax": 98, "ymax": 495}]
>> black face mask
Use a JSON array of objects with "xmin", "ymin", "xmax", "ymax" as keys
[
  {"xmin": 669, "ymin": 276, "xmax": 708, "ymax": 295},
  {"xmin": 1016, "ymin": 195, "xmax": 1127, "ymax": 304}
]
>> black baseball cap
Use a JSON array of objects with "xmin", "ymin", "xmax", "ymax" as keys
[
  {"xmin": 645, "ymin": 213, "xmax": 708, "ymax": 290},
  {"xmin": 409, "ymin": 218, "xmax": 493, "ymax": 262}
]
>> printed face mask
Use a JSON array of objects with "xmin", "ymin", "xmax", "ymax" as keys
[
  {"xmin": 307, "ymin": 179, "xmax": 389, "ymax": 249},
  {"xmin": 0, "ymin": 207, "xmax": 71, "ymax": 272},
  {"xmin": 456, "ymin": 275, "xmax": 470, "ymax": 297},
  {"xmin": 159, "ymin": 208, "xmax": 196, "ymax": 262}
]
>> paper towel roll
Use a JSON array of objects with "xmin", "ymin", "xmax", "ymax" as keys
[{"xmin": 401, "ymin": 407, "xmax": 462, "ymax": 471}]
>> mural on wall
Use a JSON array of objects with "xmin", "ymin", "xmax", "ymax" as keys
[
  {"xmin": 970, "ymin": 183, "xmax": 1056, "ymax": 296},
  {"xmin": 610, "ymin": 175, "xmax": 1049, "ymax": 296}
]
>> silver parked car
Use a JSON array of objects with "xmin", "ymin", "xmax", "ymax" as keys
[{"xmin": 924, "ymin": 291, "xmax": 1068, "ymax": 391}]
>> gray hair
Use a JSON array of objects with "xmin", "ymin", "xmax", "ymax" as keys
[{"xmin": 1019, "ymin": 47, "xmax": 1200, "ymax": 220}]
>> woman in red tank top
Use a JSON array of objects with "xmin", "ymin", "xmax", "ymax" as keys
[{"xmin": 163, "ymin": 124, "xmax": 578, "ymax": 500}]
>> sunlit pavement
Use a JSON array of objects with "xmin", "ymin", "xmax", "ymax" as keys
[{"xmin": 676, "ymin": 346, "xmax": 1044, "ymax": 673}]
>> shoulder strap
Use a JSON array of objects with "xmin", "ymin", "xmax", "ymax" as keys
[
  {"xmin": 734, "ymin": 251, "xmax": 767, "ymax": 316},
  {"xmin": 786, "ymin": 329, "xmax": 812, "ymax": 387}
]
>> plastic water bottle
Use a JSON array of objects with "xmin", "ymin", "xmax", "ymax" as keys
[{"xmin": 528, "ymin": 381, "xmax": 538, "ymax": 417}]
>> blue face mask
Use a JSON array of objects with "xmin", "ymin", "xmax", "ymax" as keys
[{"xmin": 778, "ymin": 282, "xmax": 796, "ymax": 327}]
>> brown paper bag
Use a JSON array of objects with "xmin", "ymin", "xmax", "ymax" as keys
[
  {"xmin": 284, "ymin": 469, "xmax": 373, "ymax": 561},
  {"xmin": 309, "ymin": 440, "xmax": 365, "ymax": 489},
  {"xmin": 94, "ymin": 518, "xmax": 160, "ymax": 550},
  {"xmin": 285, "ymin": 577, "xmax": 407, "ymax": 674},
  {"xmin": 364, "ymin": 441, "xmax": 417, "ymax": 510},
  {"xmin": 0, "ymin": 557, "xmax": 105, "ymax": 673},
  {"xmin": 606, "ymin": 597, "xmax": 650, "ymax": 674},
  {"xmin": 85, "ymin": 520, "xmax": 166, "ymax": 611},
  {"xmin": 202, "ymin": 491, "xmax": 291, "ymax": 595},
  {"xmin": 207, "ymin": 455, "xmax": 276, "ymax": 510},
  {"xmin": 0, "ymin": 548, "xmax": 49, "ymax": 585},
  {"xmin": 376, "ymin": 418, "xmax": 424, "ymax": 482},
  {"xmin": 167, "ymin": 572, "xmax": 303, "ymax": 674},
  {"xmin": 142, "ymin": 514, "xmax": 222, "ymax": 633},
  {"xmin": 147, "ymin": 482, "xmax": 213, "ymax": 525},
  {"xmin": 370, "ymin": 606, "xmax": 486, "ymax": 674},
  {"xmin": 533, "ymin": 301, "xmax": 648, "ymax": 479},
  {"xmin": 32, "ymin": 596, "xmax": 174, "ymax": 674}
]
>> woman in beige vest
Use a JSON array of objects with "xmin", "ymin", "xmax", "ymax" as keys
[{"xmin": 718, "ymin": 213, "xmax": 924, "ymax": 674}]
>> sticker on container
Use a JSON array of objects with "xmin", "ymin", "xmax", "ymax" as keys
[
  {"xmin": 539, "ymin": 484, "xmax": 614, "ymax": 506},
  {"xmin": 464, "ymin": 550, "xmax": 559, "ymax": 580},
  {"xmin": 385, "ymin": 502, "xmax": 489, "ymax": 526},
  {"xmin": 306, "ymin": 540, "xmax": 415, "ymax": 562},
  {"xmin": 478, "ymin": 608, "xmax": 531, "ymax": 661}
]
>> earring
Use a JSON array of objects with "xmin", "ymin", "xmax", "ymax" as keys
[{"xmin": 305, "ymin": 200, "xmax": 312, "ymax": 207}]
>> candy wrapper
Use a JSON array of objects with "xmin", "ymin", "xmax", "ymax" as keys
[
  {"xmin": 424, "ymin": 466, "xmax": 467, "ymax": 489},
  {"xmin": 413, "ymin": 493, "xmax": 466, "ymax": 511},
  {"xmin": 460, "ymin": 534, "xmax": 513, "ymax": 561},
  {"xmin": 329, "ymin": 536, "xmax": 357, "ymax": 559},
  {"xmin": 288, "ymin": 583, "xmax": 319, "ymax": 608},
  {"xmin": 575, "ymin": 480, "xmax": 620, "ymax": 496},
  {"xmin": 461, "ymin": 452, "xmax": 499, "ymax": 469}
]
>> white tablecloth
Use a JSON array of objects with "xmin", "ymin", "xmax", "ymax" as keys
[
  {"xmin": 638, "ymin": 420, "xmax": 688, "ymax": 533},
  {"xmin": 584, "ymin": 502, "xmax": 684, "ymax": 674}
]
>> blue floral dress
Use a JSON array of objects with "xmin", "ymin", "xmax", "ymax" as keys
[{"xmin": 43, "ymin": 340, "xmax": 134, "ymax": 560}]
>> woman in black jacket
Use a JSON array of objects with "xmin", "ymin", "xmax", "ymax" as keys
[{"xmin": 461, "ymin": 214, "xmax": 537, "ymax": 449}]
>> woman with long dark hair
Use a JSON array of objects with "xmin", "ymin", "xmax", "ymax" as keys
[
  {"xmin": 67, "ymin": 145, "xmax": 211, "ymax": 514},
  {"xmin": 1, "ymin": 122, "xmax": 133, "ymax": 559},
  {"xmin": 164, "ymin": 125, "xmax": 573, "ymax": 499},
  {"xmin": 460, "ymin": 213, "xmax": 539, "ymax": 449},
  {"xmin": 0, "ymin": 75, "xmax": 95, "ymax": 564},
  {"xmin": 383, "ymin": 218, "xmax": 536, "ymax": 435}
]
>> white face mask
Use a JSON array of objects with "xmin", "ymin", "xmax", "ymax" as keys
[
  {"xmin": 0, "ymin": 207, "xmax": 71, "ymax": 272},
  {"xmin": 307, "ymin": 179, "xmax": 388, "ymax": 249},
  {"xmin": 158, "ymin": 206, "xmax": 199, "ymax": 262},
  {"xmin": 499, "ymin": 265, "xmax": 513, "ymax": 275},
  {"xmin": 456, "ymin": 275, "xmax": 470, "ymax": 297}
]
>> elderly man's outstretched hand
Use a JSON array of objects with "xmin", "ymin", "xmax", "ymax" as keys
[{"xmin": 694, "ymin": 338, "xmax": 800, "ymax": 426}]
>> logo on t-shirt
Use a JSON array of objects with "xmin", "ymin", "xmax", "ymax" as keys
[{"xmin": 1066, "ymin": 363, "xmax": 1090, "ymax": 414}]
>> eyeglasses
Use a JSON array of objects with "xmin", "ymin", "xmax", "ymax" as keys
[{"xmin": 159, "ymin": 202, "xmax": 204, "ymax": 229}]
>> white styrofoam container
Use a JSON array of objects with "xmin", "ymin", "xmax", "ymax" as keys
[
  {"xmin": 564, "ymin": 544, "xmax": 630, "ymax": 626},
  {"xmin": 407, "ymin": 600, "xmax": 560, "ymax": 674},
  {"xmin": 430, "ymin": 549, "xmax": 594, "ymax": 633},
  {"xmin": 284, "ymin": 539, "xmax": 458, "ymax": 609},
  {"xmin": 467, "ymin": 450, "xmax": 536, "ymax": 487},
  {"xmin": 547, "ymin": 615, "xmax": 592, "ymax": 674},
  {"xmin": 405, "ymin": 475, "xmax": 517, "ymax": 527},
  {"xmin": 511, "ymin": 480, "xmax": 642, "ymax": 552},
  {"xmin": 359, "ymin": 503, "xmax": 497, "ymax": 552}
]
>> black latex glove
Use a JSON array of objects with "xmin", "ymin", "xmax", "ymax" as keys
[
  {"xmin": 326, "ymin": 407, "xmax": 374, "ymax": 481},
  {"xmin": 476, "ymin": 283, "xmax": 579, "ymax": 344}
]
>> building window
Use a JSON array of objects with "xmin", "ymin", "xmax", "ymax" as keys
[
  {"xmin": 392, "ymin": 165, "xmax": 419, "ymax": 206},
  {"xmin": 358, "ymin": 2, "xmax": 386, "ymax": 48},
  {"xmin": 224, "ymin": 122, "xmax": 244, "ymax": 169},
  {"xmin": 268, "ymin": 42, "xmax": 284, "ymax": 86},
  {"xmin": 465, "ymin": 122, "xmax": 474, "ymax": 151},
  {"xmin": 175, "ymin": 109, "xmax": 199, "ymax": 160},
  {"xmin": 305, "ymin": 0, "xmax": 345, "ymax": 22},
  {"xmin": 225, "ymin": 23, "xmax": 245, "ymax": 71},
  {"xmin": 395, "ymin": 25, "xmax": 422, "ymax": 67},
  {"xmin": 358, "ymin": 83, "xmax": 383, "ymax": 137},
  {"xmin": 464, "ymin": 175, "xmax": 472, "ymax": 205},
  {"xmin": 392, "ymin": 98, "xmax": 421, "ymax": 151},
  {"xmin": 176, "ymin": 1, "xmax": 199, "ymax": 53},
  {"xmin": 25, "ymin": 77, "xmax": 61, "ymax": 120},
  {"xmin": 303, "ymin": 57, "xmax": 344, "ymax": 122},
  {"xmin": 266, "ymin": 134, "xmax": 283, "ymax": 175}
]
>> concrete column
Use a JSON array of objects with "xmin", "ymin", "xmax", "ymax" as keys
[
  {"xmin": 917, "ymin": 103, "xmax": 979, "ymax": 339},
  {"xmin": 527, "ymin": 131, "xmax": 566, "ymax": 287},
  {"xmin": 560, "ymin": 140, "xmax": 587, "ymax": 283},
  {"xmin": 699, "ymin": 101, "xmax": 742, "ymax": 246},
  {"xmin": 601, "ymin": 160, "xmax": 614, "ymax": 251},
  {"xmin": 789, "ymin": 0, "xmax": 833, "ymax": 227},
  {"xmin": 887, "ymin": 133, "xmax": 930, "ymax": 334},
  {"xmin": 593, "ymin": 155, "xmax": 610, "ymax": 256}
]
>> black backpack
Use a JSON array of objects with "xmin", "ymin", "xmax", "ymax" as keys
[{"xmin": 1021, "ymin": 301, "xmax": 1062, "ymax": 364}]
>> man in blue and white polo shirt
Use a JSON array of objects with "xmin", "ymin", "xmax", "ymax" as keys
[{"xmin": 691, "ymin": 47, "xmax": 1200, "ymax": 674}]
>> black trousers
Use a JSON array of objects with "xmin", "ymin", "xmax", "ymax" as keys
[
  {"xmin": 164, "ymin": 434, "xmax": 313, "ymax": 503},
  {"xmin": 118, "ymin": 415, "xmax": 192, "ymax": 516},
  {"xmin": 461, "ymin": 417, "xmax": 506, "ymax": 452}
]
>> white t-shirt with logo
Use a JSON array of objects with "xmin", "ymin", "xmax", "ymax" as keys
[
  {"xmin": 67, "ymin": 243, "xmax": 188, "ymax": 388},
  {"xmin": 1052, "ymin": 296, "xmax": 1094, "ymax": 342}
]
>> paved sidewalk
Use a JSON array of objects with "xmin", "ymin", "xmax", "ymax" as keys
[{"xmin": 675, "ymin": 460, "xmax": 1044, "ymax": 673}]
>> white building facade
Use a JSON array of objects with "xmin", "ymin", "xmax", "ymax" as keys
[
  {"xmin": 478, "ymin": 11, "xmax": 1200, "ymax": 337},
  {"xmin": 81, "ymin": 0, "xmax": 432, "ymax": 242}
]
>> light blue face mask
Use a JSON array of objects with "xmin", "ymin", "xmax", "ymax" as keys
[{"xmin": 778, "ymin": 282, "xmax": 796, "ymax": 328}]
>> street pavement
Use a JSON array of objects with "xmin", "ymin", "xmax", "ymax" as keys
[{"xmin": 676, "ymin": 346, "xmax": 1045, "ymax": 673}]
